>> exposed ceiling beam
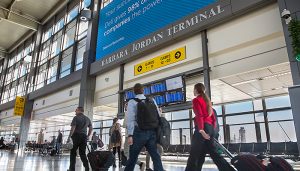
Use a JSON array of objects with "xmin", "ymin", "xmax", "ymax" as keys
[
  {"xmin": 6, "ymin": 0, "xmax": 17, "ymax": 19},
  {"xmin": 8, "ymin": 30, "xmax": 35, "ymax": 53},
  {"xmin": 41, "ymin": 0, "xmax": 69, "ymax": 25},
  {"xmin": 0, "ymin": 5, "xmax": 39, "ymax": 31}
]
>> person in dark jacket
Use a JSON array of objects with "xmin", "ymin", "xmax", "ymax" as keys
[
  {"xmin": 56, "ymin": 130, "xmax": 63, "ymax": 154},
  {"xmin": 185, "ymin": 83, "xmax": 234, "ymax": 171}
]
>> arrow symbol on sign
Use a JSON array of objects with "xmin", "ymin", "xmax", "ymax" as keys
[
  {"xmin": 175, "ymin": 51, "xmax": 181, "ymax": 59},
  {"xmin": 137, "ymin": 65, "xmax": 142, "ymax": 72}
]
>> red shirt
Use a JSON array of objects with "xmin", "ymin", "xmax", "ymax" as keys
[{"xmin": 192, "ymin": 96, "xmax": 216, "ymax": 131}]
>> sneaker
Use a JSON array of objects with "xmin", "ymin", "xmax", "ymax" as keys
[
  {"xmin": 145, "ymin": 168, "xmax": 153, "ymax": 171},
  {"xmin": 139, "ymin": 162, "xmax": 146, "ymax": 171}
]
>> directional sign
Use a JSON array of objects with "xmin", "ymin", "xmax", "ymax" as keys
[
  {"xmin": 134, "ymin": 47, "xmax": 186, "ymax": 76},
  {"xmin": 14, "ymin": 96, "xmax": 25, "ymax": 116}
]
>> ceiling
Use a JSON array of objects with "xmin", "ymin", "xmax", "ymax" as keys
[{"xmin": 0, "ymin": 0, "xmax": 68, "ymax": 57}]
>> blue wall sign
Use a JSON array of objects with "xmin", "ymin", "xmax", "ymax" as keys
[{"xmin": 96, "ymin": 0, "xmax": 216, "ymax": 60}]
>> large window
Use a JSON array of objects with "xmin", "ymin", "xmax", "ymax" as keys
[
  {"xmin": 60, "ymin": 47, "xmax": 73, "ymax": 78},
  {"xmin": 54, "ymin": 18, "xmax": 65, "ymax": 34},
  {"xmin": 51, "ymin": 31, "xmax": 63, "ymax": 57},
  {"xmin": 67, "ymin": 6, "xmax": 79, "ymax": 23},
  {"xmin": 75, "ymin": 38, "xmax": 86, "ymax": 71},
  {"xmin": 0, "ymin": 37, "xmax": 34, "ymax": 104},
  {"xmin": 225, "ymin": 101, "xmax": 253, "ymax": 114},
  {"xmin": 64, "ymin": 20, "xmax": 77, "ymax": 49},
  {"xmin": 35, "ymin": 63, "xmax": 48, "ymax": 90},
  {"xmin": 47, "ymin": 56, "xmax": 59, "ymax": 84}
]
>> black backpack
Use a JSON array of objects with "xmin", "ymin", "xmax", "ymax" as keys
[
  {"xmin": 134, "ymin": 98, "xmax": 159, "ymax": 130},
  {"xmin": 157, "ymin": 117, "xmax": 171, "ymax": 148}
]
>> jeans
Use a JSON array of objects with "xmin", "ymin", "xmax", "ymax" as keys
[
  {"xmin": 185, "ymin": 124, "xmax": 235, "ymax": 171},
  {"xmin": 146, "ymin": 144, "xmax": 163, "ymax": 169},
  {"xmin": 124, "ymin": 127, "xmax": 164, "ymax": 171},
  {"xmin": 69, "ymin": 133, "xmax": 89, "ymax": 171},
  {"xmin": 56, "ymin": 143, "xmax": 61, "ymax": 154}
]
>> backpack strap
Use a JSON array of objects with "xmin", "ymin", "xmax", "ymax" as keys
[{"xmin": 133, "ymin": 98, "xmax": 142, "ymax": 103}]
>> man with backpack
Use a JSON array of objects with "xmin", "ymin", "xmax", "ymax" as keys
[{"xmin": 125, "ymin": 83, "xmax": 164, "ymax": 171}]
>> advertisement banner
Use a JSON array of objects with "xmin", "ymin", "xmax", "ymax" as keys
[{"xmin": 96, "ymin": 0, "xmax": 216, "ymax": 60}]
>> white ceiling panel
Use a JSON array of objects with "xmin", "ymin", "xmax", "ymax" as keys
[
  {"xmin": 277, "ymin": 73, "xmax": 293, "ymax": 87},
  {"xmin": 268, "ymin": 63, "xmax": 291, "ymax": 74},
  {"xmin": 221, "ymin": 75, "xmax": 245, "ymax": 85},
  {"xmin": 211, "ymin": 80, "xmax": 252, "ymax": 104},
  {"xmin": 238, "ymin": 68, "xmax": 273, "ymax": 81},
  {"xmin": 250, "ymin": 77, "xmax": 283, "ymax": 90}
]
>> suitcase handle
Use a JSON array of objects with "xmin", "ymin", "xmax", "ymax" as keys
[{"xmin": 213, "ymin": 138, "xmax": 234, "ymax": 159}]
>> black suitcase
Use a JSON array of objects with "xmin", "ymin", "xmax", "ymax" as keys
[
  {"xmin": 87, "ymin": 146, "xmax": 115, "ymax": 171},
  {"xmin": 213, "ymin": 138, "xmax": 266, "ymax": 171}
]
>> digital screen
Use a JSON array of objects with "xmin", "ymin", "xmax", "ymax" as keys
[
  {"xmin": 166, "ymin": 76, "xmax": 183, "ymax": 91},
  {"xmin": 124, "ymin": 76, "xmax": 185, "ymax": 106},
  {"xmin": 96, "ymin": 0, "xmax": 216, "ymax": 60}
]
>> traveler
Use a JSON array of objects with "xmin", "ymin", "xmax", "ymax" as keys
[
  {"xmin": 185, "ymin": 83, "xmax": 234, "ymax": 171},
  {"xmin": 125, "ymin": 83, "xmax": 164, "ymax": 171},
  {"xmin": 91, "ymin": 132, "xmax": 99, "ymax": 152},
  {"xmin": 67, "ymin": 107, "xmax": 93, "ymax": 171},
  {"xmin": 0, "ymin": 137, "xmax": 6, "ymax": 149},
  {"xmin": 109, "ymin": 118, "xmax": 122, "ymax": 167},
  {"xmin": 56, "ymin": 130, "xmax": 63, "ymax": 154},
  {"xmin": 123, "ymin": 101, "xmax": 145, "ymax": 170},
  {"xmin": 37, "ymin": 129, "xmax": 44, "ymax": 144}
]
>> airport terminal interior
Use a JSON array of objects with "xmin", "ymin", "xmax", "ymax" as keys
[{"xmin": 0, "ymin": 0, "xmax": 300, "ymax": 170}]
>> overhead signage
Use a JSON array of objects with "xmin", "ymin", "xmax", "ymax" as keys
[
  {"xmin": 96, "ymin": 0, "xmax": 217, "ymax": 60},
  {"xmin": 14, "ymin": 96, "xmax": 25, "ymax": 116},
  {"xmin": 134, "ymin": 47, "xmax": 186, "ymax": 76}
]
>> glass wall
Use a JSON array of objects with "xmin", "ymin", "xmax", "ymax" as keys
[
  {"xmin": 0, "ymin": 0, "xmax": 91, "ymax": 104},
  {"xmin": 0, "ymin": 37, "xmax": 34, "ymax": 104},
  {"xmin": 33, "ymin": 0, "xmax": 91, "ymax": 91}
]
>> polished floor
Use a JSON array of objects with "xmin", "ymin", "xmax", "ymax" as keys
[{"xmin": 0, "ymin": 150, "xmax": 299, "ymax": 171}]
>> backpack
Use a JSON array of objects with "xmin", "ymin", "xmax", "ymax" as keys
[
  {"xmin": 134, "ymin": 98, "xmax": 160, "ymax": 130},
  {"xmin": 111, "ymin": 127, "xmax": 121, "ymax": 144},
  {"xmin": 157, "ymin": 117, "xmax": 171, "ymax": 148}
]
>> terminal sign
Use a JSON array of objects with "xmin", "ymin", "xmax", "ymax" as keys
[
  {"xmin": 134, "ymin": 47, "xmax": 186, "ymax": 76},
  {"xmin": 14, "ymin": 96, "xmax": 25, "ymax": 116}
]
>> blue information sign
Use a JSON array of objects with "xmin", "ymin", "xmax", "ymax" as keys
[{"xmin": 96, "ymin": 0, "xmax": 216, "ymax": 60}]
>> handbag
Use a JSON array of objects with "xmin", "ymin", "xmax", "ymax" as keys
[{"xmin": 65, "ymin": 139, "xmax": 73, "ymax": 150}]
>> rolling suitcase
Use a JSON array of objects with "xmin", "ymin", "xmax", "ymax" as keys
[
  {"xmin": 87, "ymin": 145, "xmax": 115, "ymax": 171},
  {"xmin": 213, "ymin": 138, "xmax": 266, "ymax": 171}
]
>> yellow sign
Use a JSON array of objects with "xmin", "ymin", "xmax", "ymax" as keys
[
  {"xmin": 134, "ymin": 47, "xmax": 186, "ymax": 76},
  {"xmin": 14, "ymin": 96, "xmax": 25, "ymax": 116}
]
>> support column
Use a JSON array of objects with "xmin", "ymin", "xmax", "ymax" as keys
[
  {"xmin": 201, "ymin": 30, "xmax": 211, "ymax": 98},
  {"xmin": 262, "ymin": 99, "xmax": 271, "ymax": 143},
  {"xmin": 18, "ymin": 99, "xmax": 34, "ymax": 150},
  {"xmin": 118, "ymin": 64, "xmax": 125, "ymax": 115},
  {"xmin": 277, "ymin": 0, "xmax": 300, "ymax": 155},
  {"xmin": 78, "ymin": 0, "xmax": 100, "ymax": 120}
]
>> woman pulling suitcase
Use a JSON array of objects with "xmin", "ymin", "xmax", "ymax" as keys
[{"xmin": 185, "ymin": 83, "xmax": 235, "ymax": 171}]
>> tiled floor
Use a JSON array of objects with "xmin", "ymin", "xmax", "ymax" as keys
[
  {"xmin": 0, "ymin": 151, "xmax": 218, "ymax": 171},
  {"xmin": 0, "ymin": 150, "xmax": 299, "ymax": 171}
]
